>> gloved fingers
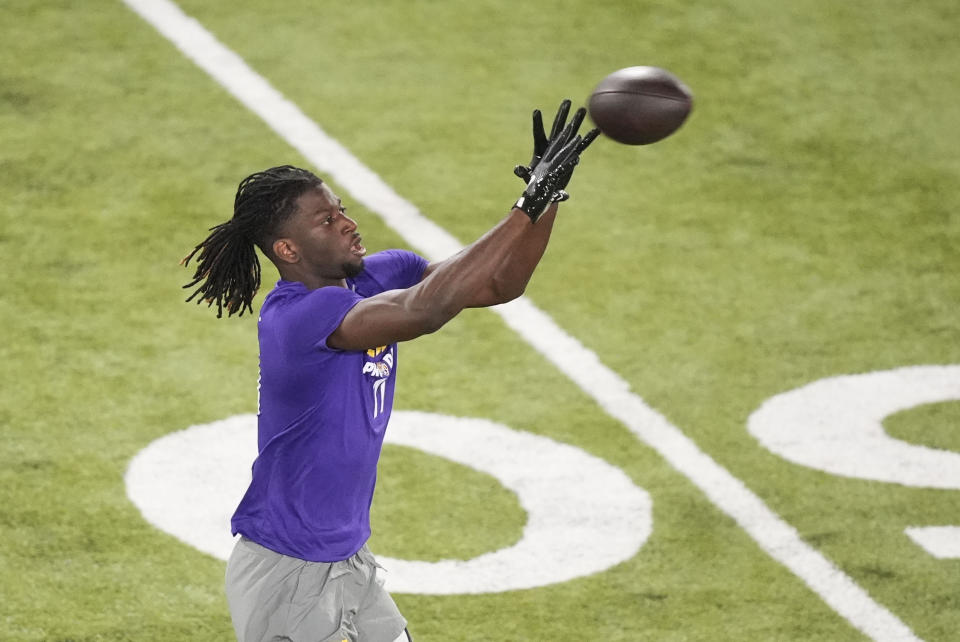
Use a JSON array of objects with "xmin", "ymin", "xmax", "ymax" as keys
[
  {"xmin": 531, "ymin": 109, "xmax": 547, "ymax": 160},
  {"xmin": 541, "ymin": 121, "xmax": 577, "ymax": 163},
  {"xmin": 514, "ymin": 165, "xmax": 532, "ymax": 182},
  {"xmin": 549, "ymin": 99, "xmax": 572, "ymax": 142},
  {"xmin": 577, "ymin": 128, "xmax": 601, "ymax": 154},
  {"xmin": 568, "ymin": 107, "xmax": 587, "ymax": 138},
  {"xmin": 553, "ymin": 134, "xmax": 583, "ymax": 167}
]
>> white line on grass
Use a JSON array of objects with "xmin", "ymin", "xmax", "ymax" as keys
[
  {"xmin": 121, "ymin": 1, "xmax": 921, "ymax": 640},
  {"xmin": 904, "ymin": 526, "xmax": 960, "ymax": 560}
]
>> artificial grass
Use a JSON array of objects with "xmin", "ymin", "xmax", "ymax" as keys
[{"xmin": 2, "ymin": 0, "xmax": 958, "ymax": 640}]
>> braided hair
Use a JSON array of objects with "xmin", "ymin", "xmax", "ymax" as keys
[{"xmin": 182, "ymin": 165, "xmax": 324, "ymax": 317}]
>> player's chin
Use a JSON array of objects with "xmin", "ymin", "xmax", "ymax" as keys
[{"xmin": 343, "ymin": 258, "xmax": 365, "ymax": 278}]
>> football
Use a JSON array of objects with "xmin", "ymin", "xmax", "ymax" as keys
[{"xmin": 588, "ymin": 66, "xmax": 694, "ymax": 145}]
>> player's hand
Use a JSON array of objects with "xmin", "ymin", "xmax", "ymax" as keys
[
  {"xmin": 514, "ymin": 125, "xmax": 584, "ymax": 222},
  {"xmin": 514, "ymin": 99, "xmax": 587, "ymax": 184},
  {"xmin": 553, "ymin": 126, "xmax": 601, "ymax": 195}
]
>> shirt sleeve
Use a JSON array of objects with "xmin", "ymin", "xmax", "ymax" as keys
[
  {"xmin": 367, "ymin": 249, "xmax": 429, "ymax": 291},
  {"xmin": 390, "ymin": 249, "xmax": 430, "ymax": 289},
  {"xmin": 284, "ymin": 286, "xmax": 363, "ymax": 352}
]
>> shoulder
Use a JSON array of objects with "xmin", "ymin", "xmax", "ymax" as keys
[
  {"xmin": 349, "ymin": 250, "xmax": 428, "ymax": 295},
  {"xmin": 261, "ymin": 281, "xmax": 362, "ymax": 350},
  {"xmin": 362, "ymin": 249, "xmax": 429, "ymax": 276},
  {"xmin": 263, "ymin": 281, "xmax": 360, "ymax": 317}
]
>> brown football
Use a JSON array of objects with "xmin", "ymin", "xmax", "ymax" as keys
[{"xmin": 588, "ymin": 66, "xmax": 693, "ymax": 145}]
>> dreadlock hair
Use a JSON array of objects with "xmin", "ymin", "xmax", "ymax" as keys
[{"xmin": 181, "ymin": 165, "xmax": 324, "ymax": 317}]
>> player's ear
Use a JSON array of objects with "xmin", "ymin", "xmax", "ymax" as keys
[{"xmin": 272, "ymin": 238, "xmax": 299, "ymax": 264}]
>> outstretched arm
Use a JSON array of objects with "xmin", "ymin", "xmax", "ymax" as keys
[
  {"xmin": 327, "ymin": 206, "xmax": 543, "ymax": 351},
  {"xmin": 421, "ymin": 202, "xmax": 559, "ymax": 308},
  {"xmin": 469, "ymin": 99, "xmax": 600, "ymax": 306},
  {"xmin": 473, "ymin": 201, "xmax": 559, "ymax": 306},
  {"xmin": 327, "ymin": 100, "xmax": 596, "ymax": 352}
]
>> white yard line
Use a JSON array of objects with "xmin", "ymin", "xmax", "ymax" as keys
[{"xmin": 121, "ymin": 1, "xmax": 922, "ymax": 640}]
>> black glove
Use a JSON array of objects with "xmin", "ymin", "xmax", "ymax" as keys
[
  {"xmin": 553, "ymin": 127, "xmax": 600, "ymax": 195},
  {"xmin": 514, "ymin": 124, "xmax": 584, "ymax": 222},
  {"xmin": 514, "ymin": 100, "xmax": 601, "ymax": 206},
  {"xmin": 514, "ymin": 100, "xmax": 583, "ymax": 183}
]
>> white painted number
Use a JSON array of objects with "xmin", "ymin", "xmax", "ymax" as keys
[
  {"xmin": 748, "ymin": 365, "xmax": 960, "ymax": 559},
  {"xmin": 124, "ymin": 411, "xmax": 652, "ymax": 594}
]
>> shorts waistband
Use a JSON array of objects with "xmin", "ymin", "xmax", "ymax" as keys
[{"xmin": 237, "ymin": 535, "xmax": 377, "ymax": 568}]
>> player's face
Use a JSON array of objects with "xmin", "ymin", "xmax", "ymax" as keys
[{"xmin": 286, "ymin": 184, "xmax": 366, "ymax": 281}]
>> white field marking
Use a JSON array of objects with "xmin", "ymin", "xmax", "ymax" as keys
[
  {"xmin": 381, "ymin": 411, "xmax": 652, "ymax": 594},
  {"xmin": 122, "ymin": 1, "xmax": 920, "ymax": 639},
  {"xmin": 124, "ymin": 412, "xmax": 653, "ymax": 594},
  {"xmin": 904, "ymin": 527, "xmax": 960, "ymax": 560},
  {"xmin": 748, "ymin": 365, "xmax": 960, "ymax": 489}
]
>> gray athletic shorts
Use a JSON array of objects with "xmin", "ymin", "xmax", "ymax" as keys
[{"xmin": 225, "ymin": 536, "xmax": 407, "ymax": 642}]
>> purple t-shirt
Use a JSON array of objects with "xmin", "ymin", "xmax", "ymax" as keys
[{"xmin": 231, "ymin": 249, "xmax": 429, "ymax": 562}]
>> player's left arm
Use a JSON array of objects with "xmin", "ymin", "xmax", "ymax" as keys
[
  {"xmin": 421, "ymin": 99, "xmax": 599, "ymax": 308},
  {"xmin": 420, "ymin": 202, "xmax": 559, "ymax": 307}
]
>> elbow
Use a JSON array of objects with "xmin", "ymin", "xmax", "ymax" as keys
[
  {"xmin": 420, "ymin": 310, "xmax": 449, "ymax": 334},
  {"xmin": 504, "ymin": 283, "xmax": 526, "ymax": 302},
  {"xmin": 412, "ymin": 302, "xmax": 457, "ymax": 335},
  {"xmin": 399, "ymin": 285, "xmax": 460, "ymax": 337},
  {"xmin": 490, "ymin": 279, "xmax": 525, "ymax": 305}
]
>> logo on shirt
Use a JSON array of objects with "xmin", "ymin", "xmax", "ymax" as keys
[{"xmin": 361, "ymin": 345, "xmax": 394, "ymax": 418}]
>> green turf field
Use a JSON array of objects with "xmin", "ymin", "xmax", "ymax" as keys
[{"xmin": 2, "ymin": 0, "xmax": 958, "ymax": 640}]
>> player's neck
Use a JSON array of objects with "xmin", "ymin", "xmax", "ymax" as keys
[{"xmin": 278, "ymin": 264, "xmax": 347, "ymax": 290}]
